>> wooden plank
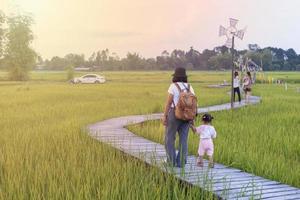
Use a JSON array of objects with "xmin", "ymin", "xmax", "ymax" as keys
[
  {"xmin": 216, "ymin": 181, "xmax": 280, "ymax": 192},
  {"xmin": 93, "ymin": 133, "xmax": 137, "ymax": 137},
  {"xmin": 114, "ymin": 143, "xmax": 162, "ymax": 147},
  {"xmin": 185, "ymin": 170, "xmax": 251, "ymax": 180},
  {"xmin": 118, "ymin": 148, "xmax": 161, "ymax": 153},
  {"xmin": 92, "ymin": 134, "xmax": 136, "ymax": 139},
  {"xmin": 100, "ymin": 139, "xmax": 155, "ymax": 145},
  {"xmin": 105, "ymin": 140, "xmax": 157, "ymax": 145},
  {"xmin": 114, "ymin": 143, "xmax": 163, "ymax": 148},
  {"xmin": 223, "ymin": 184, "xmax": 297, "ymax": 199},
  {"xmin": 127, "ymin": 150, "xmax": 167, "ymax": 157},
  {"xmin": 121, "ymin": 148, "xmax": 166, "ymax": 154},
  {"xmin": 119, "ymin": 149, "xmax": 166, "ymax": 156},
  {"xmin": 102, "ymin": 137, "xmax": 156, "ymax": 142},
  {"xmin": 259, "ymin": 189, "xmax": 300, "ymax": 199},
  {"xmin": 185, "ymin": 169, "xmax": 241, "ymax": 177},
  {"xmin": 231, "ymin": 189, "xmax": 299, "ymax": 200},
  {"xmin": 183, "ymin": 173, "xmax": 248, "ymax": 186},
  {"xmin": 185, "ymin": 158, "xmax": 229, "ymax": 169},
  {"xmin": 216, "ymin": 176, "xmax": 266, "ymax": 183},
  {"xmin": 215, "ymin": 181, "xmax": 283, "ymax": 196},
  {"xmin": 97, "ymin": 137, "xmax": 150, "ymax": 143},
  {"xmin": 121, "ymin": 145, "xmax": 165, "ymax": 150},
  {"xmin": 212, "ymin": 178, "xmax": 275, "ymax": 189},
  {"xmin": 262, "ymin": 193, "xmax": 300, "ymax": 200},
  {"xmin": 93, "ymin": 135, "xmax": 134, "ymax": 140},
  {"xmin": 112, "ymin": 148, "xmax": 163, "ymax": 156},
  {"xmin": 187, "ymin": 173, "xmax": 259, "ymax": 185}
]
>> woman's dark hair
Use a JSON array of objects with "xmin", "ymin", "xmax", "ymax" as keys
[
  {"xmin": 172, "ymin": 76, "xmax": 187, "ymax": 83},
  {"xmin": 234, "ymin": 71, "xmax": 239, "ymax": 77},
  {"xmin": 247, "ymin": 71, "xmax": 251, "ymax": 78}
]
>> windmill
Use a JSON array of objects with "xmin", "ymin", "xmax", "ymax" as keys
[{"xmin": 219, "ymin": 18, "xmax": 246, "ymax": 108}]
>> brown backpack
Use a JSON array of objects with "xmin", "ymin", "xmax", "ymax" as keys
[{"xmin": 173, "ymin": 83, "xmax": 198, "ymax": 121}]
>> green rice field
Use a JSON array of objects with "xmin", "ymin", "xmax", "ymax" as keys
[{"xmin": 0, "ymin": 70, "xmax": 299, "ymax": 199}]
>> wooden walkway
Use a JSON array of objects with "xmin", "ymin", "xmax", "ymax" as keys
[{"xmin": 88, "ymin": 96, "xmax": 300, "ymax": 200}]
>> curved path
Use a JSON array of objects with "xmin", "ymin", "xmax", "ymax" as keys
[{"xmin": 88, "ymin": 96, "xmax": 300, "ymax": 200}]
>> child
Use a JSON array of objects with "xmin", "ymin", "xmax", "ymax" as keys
[
  {"xmin": 191, "ymin": 113, "xmax": 217, "ymax": 168},
  {"xmin": 242, "ymin": 71, "xmax": 253, "ymax": 103}
]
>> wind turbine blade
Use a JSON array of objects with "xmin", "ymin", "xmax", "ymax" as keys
[
  {"xmin": 229, "ymin": 18, "xmax": 239, "ymax": 28},
  {"xmin": 219, "ymin": 25, "xmax": 227, "ymax": 37},
  {"xmin": 237, "ymin": 26, "xmax": 247, "ymax": 40},
  {"xmin": 236, "ymin": 29, "xmax": 245, "ymax": 40}
]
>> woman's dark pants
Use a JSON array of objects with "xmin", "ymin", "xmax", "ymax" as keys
[
  {"xmin": 165, "ymin": 109, "xmax": 189, "ymax": 168},
  {"xmin": 234, "ymin": 87, "xmax": 241, "ymax": 102}
]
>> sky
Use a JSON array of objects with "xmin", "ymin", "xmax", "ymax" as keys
[{"xmin": 1, "ymin": 0, "xmax": 300, "ymax": 59}]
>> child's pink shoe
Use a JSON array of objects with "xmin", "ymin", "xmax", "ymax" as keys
[
  {"xmin": 197, "ymin": 161, "xmax": 203, "ymax": 167},
  {"xmin": 197, "ymin": 157, "xmax": 204, "ymax": 167}
]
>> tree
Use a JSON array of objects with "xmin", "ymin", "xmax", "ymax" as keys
[
  {"xmin": 0, "ymin": 11, "xmax": 5, "ymax": 58},
  {"xmin": 156, "ymin": 50, "xmax": 170, "ymax": 70},
  {"xmin": 94, "ymin": 49, "xmax": 109, "ymax": 68},
  {"xmin": 170, "ymin": 49, "xmax": 186, "ymax": 69},
  {"xmin": 161, "ymin": 50, "xmax": 169, "ymax": 57},
  {"xmin": 244, "ymin": 51, "xmax": 261, "ymax": 65},
  {"xmin": 46, "ymin": 56, "xmax": 67, "ymax": 70},
  {"xmin": 260, "ymin": 49, "xmax": 272, "ymax": 71},
  {"xmin": 66, "ymin": 65, "xmax": 74, "ymax": 81},
  {"xmin": 214, "ymin": 46, "xmax": 229, "ymax": 54},
  {"xmin": 5, "ymin": 14, "xmax": 36, "ymax": 80},
  {"xmin": 186, "ymin": 47, "xmax": 201, "ymax": 69},
  {"xmin": 87, "ymin": 52, "xmax": 96, "ymax": 67},
  {"xmin": 285, "ymin": 48, "xmax": 297, "ymax": 60},
  {"xmin": 208, "ymin": 52, "xmax": 231, "ymax": 70},
  {"xmin": 64, "ymin": 53, "xmax": 85, "ymax": 67},
  {"xmin": 0, "ymin": 11, "xmax": 5, "ymax": 69},
  {"xmin": 122, "ymin": 52, "xmax": 143, "ymax": 70},
  {"xmin": 200, "ymin": 49, "xmax": 217, "ymax": 69},
  {"xmin": 107, "ymin": 52, "xmax": 121, "ymax": 70},
  {"xmin": 145, "ymin": 58, "xmax": 156, "ymax": 70}
]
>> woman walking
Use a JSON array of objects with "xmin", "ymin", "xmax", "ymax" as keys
[
  {"xmin": 243, "ymin": 71, "xmax": 253, "ymax": 103},
  {"xmin": 233, "ymin": 71, "xmax": 241, "ymax": 103},
  {"xmin": 161, "ymin": 67, "xmax": 196, "ymax": 168}
]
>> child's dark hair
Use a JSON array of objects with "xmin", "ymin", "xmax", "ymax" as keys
[
  {"xmin": 202, "ymin": 113, "xmax": 214, "ymax": 123},
  {"xmin": 247, "ymin": 71, "xmax": 251, "ymax": 78}
]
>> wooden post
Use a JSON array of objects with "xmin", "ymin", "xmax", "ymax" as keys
[{"xmin": 231, "ymin": 36, "xmax": 235, "ymax": 109}]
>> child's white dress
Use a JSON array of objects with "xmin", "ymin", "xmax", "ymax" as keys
[{"xmin": 196, "ymin": 125, "xmax": 217, "ymax": 156}]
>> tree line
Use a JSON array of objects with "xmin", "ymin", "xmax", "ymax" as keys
[{"xmin": 41, "ymin": 46, "xmax": 300, "ymax": 72}]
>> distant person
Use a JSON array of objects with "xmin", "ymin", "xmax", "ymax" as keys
[
  {"xmin": 191, "ymin": 113, "xmax": 217, "ymax": 168},
  {"xmin": 162, "ymin": 67, "xmax": 197, "ymax": 168},
  {"xmin": 242, "ymin": 71, "xmax": 253, "ymax": 103},
  {"xmin": 233, "ymin": 71, "xmax": 241, "ymax": 103}
]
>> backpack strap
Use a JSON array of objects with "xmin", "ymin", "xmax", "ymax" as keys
[
  {"xmin": 172, "ymin": 83, "xmax": 182, "ymax": 108},
  {"xmin": 182, "ymin": 83, "xmax": 190, "ymax": 92},
  {"xmin": 172, "ymin": 100, "xmax": 176, "ymax": 108},
  {"xmin": 174, "ymin": 82, "xmax": 182, "ymax": 92}
]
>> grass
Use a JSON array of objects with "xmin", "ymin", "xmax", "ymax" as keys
[
  {"xmin": 0, "ymin": 71, "xmax": 231, "ymax": 199},
  {"xmin": 0, "ymin": 70, "xmax": 299, "ymax": 198}
]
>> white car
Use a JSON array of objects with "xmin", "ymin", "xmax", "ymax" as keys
[{"xmin": 72, "ymin": 74, "xmax": 106, "ymax": 84}]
